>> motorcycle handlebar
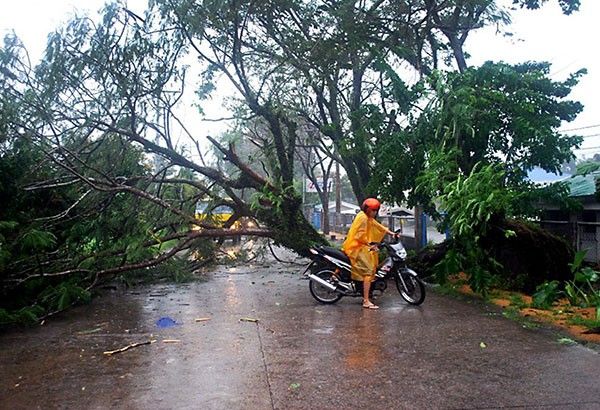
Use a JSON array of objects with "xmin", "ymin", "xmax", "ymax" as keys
[
  {"xmin": 368, "ymin": 241, "xmax": 390, "ymax": 249},
  {"xmin": 369, "ymin": 236, "xmax": 401, "ymax": 249}
]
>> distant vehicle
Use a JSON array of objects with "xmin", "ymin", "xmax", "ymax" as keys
[
  {"xmin": 195, "ymin": 202, "xmax": 235, "ymax": 226},
  {"xmin": 194, "ymin": 202, "xmax": 256, "ymax": 231}
]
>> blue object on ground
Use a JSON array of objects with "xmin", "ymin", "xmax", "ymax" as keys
[{"xmin": 156, "ymin": 317, "xmax": 179, "ymax": 328}]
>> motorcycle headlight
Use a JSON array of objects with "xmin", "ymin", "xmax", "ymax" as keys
[{"xmin": 399, "ymin": 248, "xmax": 407, "ymax": 259}]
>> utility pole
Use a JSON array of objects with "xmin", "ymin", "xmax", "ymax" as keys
[
  {"xmin": 335, "ymin": 161, "xmax": 341, "ymax": 233},
  {"xmin": 302, "ymin": 176, "xmax": 306, "ymax": 204}
]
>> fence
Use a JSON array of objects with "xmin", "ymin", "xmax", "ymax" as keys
[
  {"xmin": 305, "ymin": 208, "xmax": 448, "ymax": 249},
  {"xmin": 306, "ymin": 208, "xmax": 600, "ymax": 261},
  {"xmin": 539, "ymin": 220, "xmax": 600, "ymax": 262}
]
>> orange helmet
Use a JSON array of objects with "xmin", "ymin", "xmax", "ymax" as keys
[{"xmin": 362, "ymin": 198, "xmax": 381, "ymax": 212}]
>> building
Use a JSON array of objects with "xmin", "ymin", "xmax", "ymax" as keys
[{"xmin": 539, "ymin": 172, "xmax": 600, "ymax": 262}]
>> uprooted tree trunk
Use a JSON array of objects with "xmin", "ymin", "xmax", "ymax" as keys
[
  {"xmin": 412, "ymin": 219, "xmax": 574, "ymax": 293},
  {"xmin": 481, "ymin": 219, "xmax": 574, "ymax": 294}
]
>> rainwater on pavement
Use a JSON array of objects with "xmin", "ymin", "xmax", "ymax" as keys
[{"xmin": 1, "ymin": 254, "xmax": 599, "ymax": 409}]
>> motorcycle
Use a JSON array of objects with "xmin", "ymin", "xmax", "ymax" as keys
[{"xmin": 303, "ymin": 235, "xmax": 425, "ymax": 306}]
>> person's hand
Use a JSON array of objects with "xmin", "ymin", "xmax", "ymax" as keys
[{"xmin": 368, "ymin": 244, "xmax": 379, "ymax": 252}]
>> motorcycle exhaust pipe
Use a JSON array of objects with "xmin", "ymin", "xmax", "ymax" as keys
[{"xmin": 306, "ymin": 273, "xmax": 338, "ymax": 291}]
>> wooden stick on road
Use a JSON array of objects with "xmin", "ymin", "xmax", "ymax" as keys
[{"xmin": 103, "ymin": 340, "xmax": 156, "ymax": 356}]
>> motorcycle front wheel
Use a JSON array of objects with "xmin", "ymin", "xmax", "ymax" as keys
[
  {"xmin": 395, "ymin": 268, "xmax": 425, "ymax": 305},
  {"xmin": 309, "ymin": 269, "xmax": 343, "ymax": 304}
]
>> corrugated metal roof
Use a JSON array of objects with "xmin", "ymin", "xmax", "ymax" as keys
[{"xmin": 565, "ymin": 173, "xmax": 599, "ymax": 197}]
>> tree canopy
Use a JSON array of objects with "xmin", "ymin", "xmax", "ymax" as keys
[{"xmin": 0, "ymin": 0, "xmax": 586, "ymax": 322}]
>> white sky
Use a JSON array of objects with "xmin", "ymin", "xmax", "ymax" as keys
[
  {"xmin": 464, "ymin": 0, "xmax": 600, "ymax": 158},
  {"xmin": 1, "ymin": 0, "xmax": 599, "ymax": 158}
]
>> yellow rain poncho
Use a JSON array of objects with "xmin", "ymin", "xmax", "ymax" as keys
[{"xmin": 342, "ymin": 211, "xmax": 388, "ymax": 281}]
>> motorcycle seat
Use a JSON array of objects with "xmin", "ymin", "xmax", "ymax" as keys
[{"xmin": 318, "ymin": 246, "xmax": 351, "ymax": 264}]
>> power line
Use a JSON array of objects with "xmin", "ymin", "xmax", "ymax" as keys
[
  {"xmin": 560, "ymin": 124, "xmax": 600, "ymax": 133},
  {"xmin": 575, "ymin": 145, "xmax": 600, "ymax": 151},
  {"xmin": 580, "ymin": 133, "xmax": 600, "ymax": 139}
]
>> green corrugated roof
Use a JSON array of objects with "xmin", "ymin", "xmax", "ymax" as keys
[{"xmin": 565, "ymin": 173, "xmax": 599, "ymax": 197}]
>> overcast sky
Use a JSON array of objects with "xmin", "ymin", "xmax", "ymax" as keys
[
  {"xmin": 465, "ymin": 0, "xmax": 600, "ymax": 157},
  {"xmin": 1, "ymin": 0, "xmax": 598, "ymax": 157}
]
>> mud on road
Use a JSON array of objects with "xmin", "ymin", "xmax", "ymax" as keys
[{"xmin": 1, "ymin": 257, "xmax": 599, "ymax": 409}]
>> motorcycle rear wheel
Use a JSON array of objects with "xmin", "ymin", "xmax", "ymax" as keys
[
  {"xmin": 309, "ymin": 269, "xmax": 343, "ymax": 304},
  {"xmin": 395, "ymin": 269, "xmax": 425, "ymax": 305}
]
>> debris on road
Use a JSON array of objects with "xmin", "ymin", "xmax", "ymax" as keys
[
  {"xmin": 162, "ymin": 339, "xmax": 181, "ymax": 344},
  {"xmin": 156, "ymin": 317, "xmax": 179, "ymax": 328},
  {"xmin": 557, "ymin": 337, "xmax": 577, "ymax": 345},
  {"xmin": 239, "ymin": 317, "xmax": 259, "ymax": 323},
  {"xmin": 76, "ymin": 327, "xmax": 104, "ymax": 335},
  {"xmin": 195, "ymin": 317, "xmax": 211, "ymax": 322},
  {"xmin": 103, "ymin": 340, "xmax": 156, "ymax": 356}
]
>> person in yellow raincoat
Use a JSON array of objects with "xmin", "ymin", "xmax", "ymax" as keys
[{"xmin": 342, "ymin": 198, "xmax": 398, "ymax": 309}]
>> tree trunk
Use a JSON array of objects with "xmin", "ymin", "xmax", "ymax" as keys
[{"xmin": 255, "ymin": 196, "xmax": 328, "ymax": 257}]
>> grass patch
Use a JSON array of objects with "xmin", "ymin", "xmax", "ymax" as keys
[
  {"xmin": 567, "ymin": 315, "xmax": 600, "ymax": 330},
  {"xmin": 502, "ymin": 306, "xmax": 521, "ymax": 321},
  {"xmin": 509, "ymin": 293, "xmax": 529, "ymax": 309},
  {"xmin": 429, "ymin": 271, "xmax": 600, "ymax": 344},
  {"xmin": 501, "ymin": 306, "xmax": 540, "ymax": 329}
]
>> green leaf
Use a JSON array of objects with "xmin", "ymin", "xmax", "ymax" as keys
[
  {"xmin": 0, "ymin": 220, "xmax": 18, "ymax": 230},
  {"xmin": 39, "ymin": 282, "xmax": 91, "ymax": 311},
  {"xmin": 20, "ymin": 229, "xmax": 57, "ymax": 252},
  {"xmin": 57, "ymin": 289, "xmax": 71, "ymax": 311},
  {"xmin": 570, "ymin": 250, "xmax": 587, "ymax": 274},
  {"xmin": 532, "ymin": 281, "xmax": 560, "ymax": 309},
  {"xmin": 15, "ymin": 306, "xmax": 45, "ymax": 324},
  {"xmin": 0, "ymin": 308, "xmax": 16, "ymax": 325},
  {"xmin": 564, "ymin": 282, "xmax": 579, "ymax": 305},
  {"xmin": 574, "ymin": 268, "xmax": 598, "ymax": 284}
]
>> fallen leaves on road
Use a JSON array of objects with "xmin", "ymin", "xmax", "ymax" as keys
[{"xmin": 557, "ymin": 337, "xmax": 577, "ymax": 345}]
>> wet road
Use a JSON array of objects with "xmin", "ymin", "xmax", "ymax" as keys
[{"xmin": 1, "ymin": 261, "xmax": 599, "ymax": 409}]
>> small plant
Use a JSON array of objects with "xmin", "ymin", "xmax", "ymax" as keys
[
  {"xmin": 532, "ymin": 280, "xmax": 561, "ymax": 309},
  {"xmin": 502, "ymin": 306, "xmax": 521, "ymax": 321},
  {"xmin": 509, "ymin": 293, "xmax": 529, "ymax": 309},
  {"xmin": 425, "ymin": 162, "xmax": 517, "ymax": 296},
  {"xmin": 565, "ymin": 251, "xmax": 600, "ymax": 318},
  {"xmin": 433, "ymin": 249, "xmax": 463, "ymax": 285}
]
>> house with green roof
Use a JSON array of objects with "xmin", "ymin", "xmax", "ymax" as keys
[{"xmin": 539, "ymin": 171, "xmax": 600, "ymax": 262}]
